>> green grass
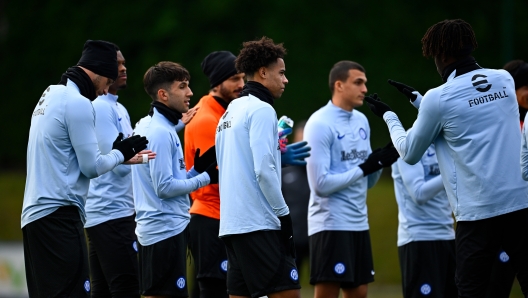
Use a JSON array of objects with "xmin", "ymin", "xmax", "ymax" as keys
[{"xmin": 2, "ymin": 171, "xmax": 525, "ymax": 297}]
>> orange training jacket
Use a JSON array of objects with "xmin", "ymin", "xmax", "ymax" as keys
[{"xmin": 184, "ymin": 95, "xmax": 226, "ymax": 220}]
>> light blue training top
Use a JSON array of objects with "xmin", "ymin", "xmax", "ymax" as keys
[
  {"xmin": 383, "ymin": 68, "xmax": 528, "ymax": 221},
  {"xmin": 132, "ymin": 108, "xmax": 209, "ymax": 246},
  {"xmin": 215, "ymin": 95, "xmax": 289, "ymax": 237},
  {"xmin": 392, "ymin": 143, "xmax": 454, "ymax": 246},
  {"xmin": 304, "ymin": 101, "xmax": 381, "ymax": 236},
  {"xmin": 85, "ymin": 93, "xmax": 135, "ymax": 228},
  {"xmin": 22, "ymin": 80, "xmax": 124, "ymax": 228}
]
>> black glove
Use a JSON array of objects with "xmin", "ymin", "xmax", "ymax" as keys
[
  {"xmin": 205, "ymin": 162, "xmax": 218, "ymax": 184},
  {"xmin": 278, "ymin": 214, "xmax": 296, "ymax": 259},
  {"xmin": 194, "ymin": 146, "xmax": 216, "ymax": 173},
  {"xmin": 388, "ymin": 79, "xmax": 418, "ymax": 102},
  {"xmin": 358, "ymin": 142, "xmax": 400, "ymax": 176},
  {"xmin": 112, "ymin": 133, "xmax": 149, "ymax": 162},
  {"xmin": 364, "ymin": 93, "xmax": 392, "ymax": 118}
]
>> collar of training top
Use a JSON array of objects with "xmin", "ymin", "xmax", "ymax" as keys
[
  {"xmin": 441, "ymin": 56, "xmax": 481, "ymax": 83},
  {"xmin": 238, "ymin": 81, "xmax": 275, "ymax": 106},
  {"xmin": 150, "ymin": 101, "xmax": 183, "ymax": 125}
]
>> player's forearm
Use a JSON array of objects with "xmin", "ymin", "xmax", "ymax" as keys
[
  {"xmin": 256, "ymin": 154, "xmax": 289, "ymax": 217},
  {"xmin": 76, "ymin": 143, "xmax": 124, "ymax": 178},
  {"xmin": 409, "ymin": 175, "xmax": 445, "ymax": 205},
  {"xmin": 309, "ymin": 165, "xmax": 364, "ymax": 197},
  {"xmin": 154, "ymin": 173, "xmax": 210, "ymax": 199}
]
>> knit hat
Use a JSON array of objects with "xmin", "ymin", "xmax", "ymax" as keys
[
  {"xmin": 201, "ymin": 51, "xmax": 237, "ymax": 88},
  {"xmin": 77, "ymin": 40, "xmax": 118, "ymax": 81}
]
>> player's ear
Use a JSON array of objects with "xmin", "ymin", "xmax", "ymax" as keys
[{"xmin": 257, "ymin": 66, "xmax": 267, "ymax": 79}]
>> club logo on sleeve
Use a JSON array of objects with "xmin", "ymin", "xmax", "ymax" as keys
[
  {"xmin": 290, "ymin": 268, "xmax": 299, "ymax": 282},
  {"xmin": 220, "ymin": 260, "xmax": 228, "ymax": 272},
  {"xmin": 499, "ymin": 251, "xmax": 510, "ymax": 263},
  {"xmin": 359, "ymin": 128, "xmax": 367, "ymax": 140},
  {"xmin": 132, "ymin": 241, "xmax": 138, "ymax": 252},
  {"xmin": 334, "ymin": 262, "xmax": 346, "ymax": 275},
  {"xmin": 176, "ymin": 277, "xmax": 186, "ymax": 289},
  {"xmin": 420, "ymin": 283, "xmax": 431, "ymax": 295},
  {"xmin": 471, "ymin": 74, "xmax": 492, "ymax": 92},
  {"xmin": 84, "ymin": 280, "xmax": 90, "ymax": 292}
]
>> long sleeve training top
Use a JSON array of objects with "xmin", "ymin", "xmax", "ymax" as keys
[
  {"xmin": 383, "ymin": 68, "xmax": 528, "ymax": 221},
  {"xmin": 85, "ymin": 93, "xmax": 135, "ymax": 228},
  {"xmin": 215, "ymin": 95, "xmax": 289, "ymax": 237},
  {"xmin": 132, "ymin": 108, "xmax": 209, "ymax": 246},
  {"xmin": 22, "ymin": 80, "xmax": 124, "ymax": 228},
  {"xmin": 392, "ymin": 143, "xmax": 454, "ymax": 246},
  {"xmin": 304, "ymin": 101, "xmax": 381, "ymax": 236}
]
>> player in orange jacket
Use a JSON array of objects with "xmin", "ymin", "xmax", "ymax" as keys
[{"xmin": 184, "ymin": 51, "xmax": 244, "ymax": 298}]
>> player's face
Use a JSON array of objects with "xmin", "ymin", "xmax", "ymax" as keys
[
  {"xmin": 341, "ymin": 69, "xmax": 367, "ymax": 108},
  {"xmin": 109, "ymin": 51, "xmax": 127, "ymax": 93},
  {"xmin": 265, "ymin": 58, "xmax": 288, "ymax": 99},
  {"xmin": 92, "ymin": 75, "xmax": 114, "ymax": 96},
  {"xmin": 166, "ymin": 80, "xmax": 193, "ymax": 113},
  {"xmin": 218, "ymin": 73, "xmax": 245, "ymax": 102}
]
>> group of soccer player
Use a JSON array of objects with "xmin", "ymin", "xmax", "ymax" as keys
[{"xmin": 20, "ymin": 17, "xmax": 528, "ymax": 298}]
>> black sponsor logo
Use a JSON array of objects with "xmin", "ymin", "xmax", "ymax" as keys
[
  {"xmin": 471, "ymin": 74, "xmax": 492, "ymax": 92},
  {"xmin": 341, "ymin": 149, "xmax": 368, "ymax": 162},
  {"xmin": 468, "ymin": 88, "xmax": 509, "ymax": 107},
  {"xmin": 216, "ymin": 120, "xmax": 231, "ymax": 133}
]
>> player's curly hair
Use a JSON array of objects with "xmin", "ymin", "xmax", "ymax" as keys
[
  {"xmin": 143, "ymin": 61, "xmax": 190, "ymax": 101},
  {"xmin": 235, "ymin": 37, "xmax": 286, "ymax": 77},
  {"xmin": 421, "ymin": 19, "xmax": 478, "ymax": 59}
]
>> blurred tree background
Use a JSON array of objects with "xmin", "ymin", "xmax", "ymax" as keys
[
  {"xmin": 1, "ymin": 0, "xmax": 528, "ymax": 168},
  {"xmin": 0, "ymin": 0, "xmax": 527, "ymax": 295}
]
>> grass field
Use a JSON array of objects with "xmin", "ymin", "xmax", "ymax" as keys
[{"xmin": 0, "ymin": 171, "xmax": 525, "ymax": 297}]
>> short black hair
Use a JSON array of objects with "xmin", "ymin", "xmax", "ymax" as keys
[
  {"xmin": 504, "ymin": 60, "xmax": 528, "ymax": 90},
  {"xmin": 421, "ymin": 19, "xmax": 478, "ymax": 59},
  {"xmin": 143, "ymin": 61, "xmax": 190, "ymax": 101},
  {"xmin": 235, "ymin": 36, "xmax": 286, "ymax": 77},
  {"xmin": 328, "ymin": 61, "xmax": 365, "ymax": 94}
]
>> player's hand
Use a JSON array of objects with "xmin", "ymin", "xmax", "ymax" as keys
[
  {"xmin": 358, "ymin": 141, "xmax": 400, "ymax": 176},
  {"xmin": 278, "ymin": 127, "xmax": 292, "ymax": 139},
  {"xmin": 281, "ymin": 141, "xmax": 311, "ymax": 166},
  {"xmin": 204, "ymin": 162, "xmax": 218, "ymax": 184},
  {"xmin": 182, "ymin": 106, "xmax": 200, "ymax": 125},
  {"xmin": 194, "ymin": 146, "xmax": 216, "ymax": 173},
  {"xmin": 278, "ymin": 214, "xmax": 297, "ymax": 258},
  {"xmin": 123, "ymin": 150, "xmax": 156, "ymax": 165},
  {"xmin": 364, "ymin": 93, "xmax": 392, "ymax": 118},
  {"xmin": 112, "ymin": 133, "xmax": 149, "ymax": 162}
]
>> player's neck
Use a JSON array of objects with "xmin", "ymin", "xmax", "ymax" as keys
[{"xmin": 331, "ymin": 96, "xmax": 354, "ymax": 112}]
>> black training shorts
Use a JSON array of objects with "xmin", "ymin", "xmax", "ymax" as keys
[
  {"xmin": 398, "ymin": 240, "xmax": 457, "ymax": 298},
  {"xmin": 309, "ymin": 230, "xmax": 375, "ymax": 288},
  {"xmin": 138, "ymin": 228, "xmax": 189, "ymax": 297},
  {"xmin": 222, "ymin": 230, "xmax": 300, "ymax": 297},
  {"xmin": 23, "ymin": 206, "xmax": 91, "ymax": 297}
]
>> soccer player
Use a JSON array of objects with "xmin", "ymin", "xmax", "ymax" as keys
[
  {"xmin": 215, "ymin": 37, "xmax": 301, "ymax": 298},
  {"xmin": 304, "ymin": 60, "xmax": 399, "ymax": 298},
  {"xmin": 132, "ymin": 61, "xmax": 217, "ymax": 298},
  {"xmin": 84, "ymin": 44, "xmax": 151, "ymax": 297},
  {"xmin": 391, "ymin": 140, "xmax": 456, "ymax": 298},
  {"xmin": 184, "ymin": 51, "xmax": 244, "ymax": 298},
  {"xmin": 22, "ymin": 40, "xmax": 149, "ymax": 297},
  {"xmin": 364, "ymin": 19, "xmax": 528, "ymax": 297}
]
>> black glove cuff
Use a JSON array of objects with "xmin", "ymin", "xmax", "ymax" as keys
[{"xmin": 358, "ymin": 161, "xmax": 382, "ymax": 177}]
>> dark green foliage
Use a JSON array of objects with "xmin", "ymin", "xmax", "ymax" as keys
[{"xmin": 1, "ymin": 0, "xmax": 528, "ymax": 168}]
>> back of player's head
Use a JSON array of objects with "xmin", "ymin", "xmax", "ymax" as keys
[
  {"xmin": 421, "ymin": 19, "xmax": 478, "ymax": 59},
  {"xmin": 235, "ymin": 36, "xmax": 286, "ymax": 78},
  {"xmin": 143, "ymin": 61, "xmax": 190, "ymax": 101},
  {"xmin": 504, "ymin": 60, "xmax": 528, "ymax": 90},
  {"xmin": 329, "ymin": 61, "xmax": 365, "ymax": 94}
]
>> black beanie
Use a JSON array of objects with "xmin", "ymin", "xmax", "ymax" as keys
[
  {"xmin": 77, "ymin": 40, "xmax": 118, "ymax": 81},
  {"xmin": 201, "ymin": 51, "xmax": 237, "ymax": 88}
]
